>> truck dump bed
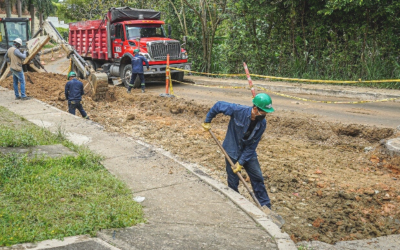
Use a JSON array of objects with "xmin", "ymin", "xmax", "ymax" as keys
[{"xmin": 69, "ymin": 20, "xmax": 107, "ymax": 60}]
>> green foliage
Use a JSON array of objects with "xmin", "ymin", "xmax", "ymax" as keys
[{"xmin": 56, "ymin": 27, "xmax": 69, "ymax": 41}]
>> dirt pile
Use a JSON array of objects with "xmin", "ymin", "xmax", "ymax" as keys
[{"xmin": 1, "ymin": 72, "xmax": 399, "ymax": 244}]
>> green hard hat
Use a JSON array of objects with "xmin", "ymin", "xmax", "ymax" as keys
[
  {"xmin": 134, "ymin": 49, "xmax": 140, "ymax": 53},
  {"xmin": 253, "ymin": 93, "xmax": 274, "ymax": 113},
  {"xmin": 67, "ymin": 71, "xmax": 77, "ymax": 79}
]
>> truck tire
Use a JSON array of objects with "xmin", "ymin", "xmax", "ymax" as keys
[
  {"xmin": 122, "ymin": 64, "xmax": 140, "ymax": 89},
  {"xmin": 171, "ymin": 72, "xmax": 184, "ymax": 83}
]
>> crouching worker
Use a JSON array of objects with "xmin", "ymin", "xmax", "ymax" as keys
[
  {"xmin": 202, "ymin": 93, "xmax": 274, "ymax": 209},
  {"xmin": 65, "ymin": 71, "xmax": 89, "ymax": 119}
]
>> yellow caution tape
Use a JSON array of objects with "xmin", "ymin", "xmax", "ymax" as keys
[
  {"xmin": 171, "ymin": 79, "xmax": 399, "ymax": 104},
  {"xmin": 169, "ymin": 67, "xmax": 400, "ymax": 84},
  {"xmin": 170, "ymin": 67, "xmax": 245, "ymax": 77}
]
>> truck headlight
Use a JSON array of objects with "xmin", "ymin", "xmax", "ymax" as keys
[
  {"xmin": 181, "ymin": 52, "xmax": 188, "ymax": 59},
  {"xmin": 140, "ymin": 52, "xmax": 152, "ymax": 61}
]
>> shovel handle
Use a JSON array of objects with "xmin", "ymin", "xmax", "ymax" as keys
[{"xmin": 208, "ymin": 129, "xmax": 262, "ymax": 209}]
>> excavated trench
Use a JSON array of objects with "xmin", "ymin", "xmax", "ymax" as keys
[{"xmin": 1, "ymin": 72, "xmax": 400, "ymax": 244}]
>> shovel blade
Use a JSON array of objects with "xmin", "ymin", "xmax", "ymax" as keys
[{"xmin": 112, "ymin": 79, "xmax": 122, "ymax": 86}]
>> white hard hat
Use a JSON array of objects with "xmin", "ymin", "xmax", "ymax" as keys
[{"xmin": 13, "ymin": 38, "xmax": 22, "ymax": 45}]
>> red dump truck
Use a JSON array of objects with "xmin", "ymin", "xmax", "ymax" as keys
[{"xmin": 69, "ymin": 7, "xmax": 191, "ymax": 88}]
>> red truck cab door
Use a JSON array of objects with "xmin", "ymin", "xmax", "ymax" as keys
[{"xmin": 111, "ymin": 23, "xmax": 125, "ymax": 59}]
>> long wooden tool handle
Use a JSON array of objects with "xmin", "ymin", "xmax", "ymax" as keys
[{"xmin": 209, "ymin": 129, "xmax": 262, "ymax": 209}]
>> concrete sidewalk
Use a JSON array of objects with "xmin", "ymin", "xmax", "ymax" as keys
[{"xmin": 0, "ymin": 86, "xmax": 295, "ymax": 249}]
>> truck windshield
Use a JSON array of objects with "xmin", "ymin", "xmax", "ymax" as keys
[
  {"xmin": 5, "ymin": 21, "xmax": 28, "ymax": 47},
  {"xmin": 125, "ymin": 25, "xmax": 166, "ymax": 40}
]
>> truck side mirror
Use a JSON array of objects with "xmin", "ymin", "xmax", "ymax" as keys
[{"xmin": 168, "ymin": 24, "xmax": 172, "ymax": 38}]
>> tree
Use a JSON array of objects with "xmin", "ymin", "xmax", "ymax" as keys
[
  {"xmin": 182, "ymin": 0, "xmax": 228, "ymax": 72},
  {"xmin": 17, "ymin": 0, "xmax": 22, "ymax": 17},
  {"xmin": 35, "ymin": 0, "xmax": 56, "ymax": 34},
  {"xmin": 5, "ymin": 0, "xmax": 12, "ymax": 17}
]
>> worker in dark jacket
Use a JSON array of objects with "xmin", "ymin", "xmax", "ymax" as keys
[
  {"xmin": 65, "ymin": 71, "xmax": 89, "ymax": 119},
  {"xmin": 127, "ymin": 49, "xmax": 149, "ymax": 93},
  {"xmin": 202, "ymin": 93, "xmax": 274, "ymax": 209},
  {"xmin": 6, "ymin": 38, "xmax": 31, "ymax": 100}
]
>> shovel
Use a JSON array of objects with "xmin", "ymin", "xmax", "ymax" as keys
[{"xmin": 208, "ymin": 129, "xmax": 262, "ymax": 209}]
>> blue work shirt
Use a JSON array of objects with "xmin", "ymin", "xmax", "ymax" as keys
[
  {"xmin": 65, "ymin": 78, "xmax": 84, "ymax": 101},
  {"xmin": 131, "ymin": 54, "xmax": 149, "ymax": 73},
  {"xmin": 205, "ymin": 101, "xmax": 266, "ymax": 165}
]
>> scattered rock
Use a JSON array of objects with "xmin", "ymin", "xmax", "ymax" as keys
[
  {"xmin": 370, "ymin": 155, "xmax": 380, "ymax": 163},
  {"xmin": 126, "ymin": 114, "xmax": 136, "ymax": 120},
  {"xmin": 270, "ymin": 186, "xmax": 277, "ymax": 193},
  {"xmin": 364, "ymin": 189, "xmax": 375, "ymax": 195},
  {"xmin": 364, "ymin": 146, "xmax": 373, "ymax": 152},
  {"xmin": 312, "ymin": 217, "xmax": 325, "ymax": 228}
]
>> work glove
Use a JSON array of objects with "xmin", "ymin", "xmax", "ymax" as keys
[
  {"xmin": 232, "ymin": 162, "xmax": 243, "ymax": 174},
  {"xmin": 201, "ymin": 122, "xmax": 211, "ymax": 131}
]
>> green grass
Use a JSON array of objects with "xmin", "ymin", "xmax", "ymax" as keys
[
  {"xmin": 0, "ymin": 107, "xmax": 144, "ymax": 246},
  {"xmin": 42, "ymin": 43, "xmax": 57, "ymax": 49}
]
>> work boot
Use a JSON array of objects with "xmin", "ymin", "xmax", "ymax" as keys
[
  {"xmin": 127, "ymin": 89, "xmax": 131, "ymax": 94},
  {"xmin": 141, "ymin": 89, "xmax": 145, "ymax": 93},
  {"xmin": 262, "ymin": 206, "xmax": 285, "ymax": 228},
  {"xmin": 21, "ymin": 96, "xmax": 32, "ymax": 101},
  {"xmin": 15, "ymin": 96, "xmax": 21, "ymax": 100}
]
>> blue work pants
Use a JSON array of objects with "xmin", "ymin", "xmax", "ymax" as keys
[
  {"xmin": 225, "ymin": 156, "xmax": 271, "ymax": 208},
  {"xmin": 68, "ymin": 100, "xmax": 88, "ymax": 119},
  {"xmin": 128, "ymin": 73, "xmax": 145, "ymax": 91},
  {"xmin": 11, "ymin": 69, "xmax": 26, "ymax": 98}
]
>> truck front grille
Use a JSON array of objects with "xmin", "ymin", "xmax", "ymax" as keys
[{"xmin": 147, "ymin": 41, "xmax": 180, "ymax": 61}]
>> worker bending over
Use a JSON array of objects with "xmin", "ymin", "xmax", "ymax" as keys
[
  {"xmin": 65, "ymin": 71, "xmax": 89, "ymax": 119},
  {"xmin": 128, "ymin": 49, "xmax": 149, "ymax": 93},
  {"xmin": 202, "ymin": 93, "xmax": 274, "ymax": 209}
]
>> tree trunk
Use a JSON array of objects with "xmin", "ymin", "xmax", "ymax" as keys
[
  {"xmin": 39, "ymin": 11, "xmax": 44, "ymax": 35},
  {"xmin": 30, "ymin": 4, "xmax": 35, "ymax": 35},
  {"xmin": 17, "ymin": 0, "xmax": 22, "ymax": 17},
  {"xmin": 5, "ymin": 0, "xmax": 12, "ymax": 18}
]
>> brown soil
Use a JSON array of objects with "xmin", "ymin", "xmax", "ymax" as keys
[{"xmin": 2, "ymin": 72, "xmax": 400, "ymax": 244}]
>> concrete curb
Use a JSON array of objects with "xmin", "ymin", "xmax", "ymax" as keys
[
  {"xmin": 133, "ymin": 139, "xmax": 297, "ymax": 250},
  {"xmin": 0, "ymin": 235, "xmax": 120, "ymax": 250}
]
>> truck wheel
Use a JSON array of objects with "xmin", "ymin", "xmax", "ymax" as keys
[
  {"xmin": 171, "ymin": 72, "xmax": 184, "ymax": 83},
  {"xmin": 122, "ymin": 64, "xmax": 140, "ymax": 88}
]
